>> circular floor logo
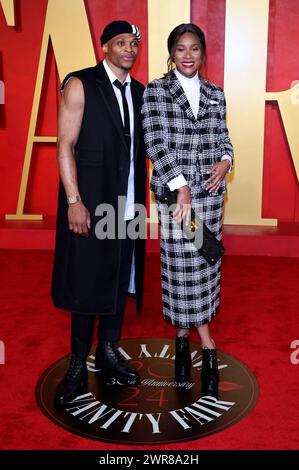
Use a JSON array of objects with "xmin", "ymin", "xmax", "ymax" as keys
[{"xmin": 36, "ymin": 338, "xmax": 258, "ymax": 445}]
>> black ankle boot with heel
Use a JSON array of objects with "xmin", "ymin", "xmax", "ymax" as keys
[
  {"xmin": 175, "ymin": 336, "xmax": 192, "ymax": 382},
  {"xmin": 201, "ymin": 348, "xmax": 219, "ymax": 398}
]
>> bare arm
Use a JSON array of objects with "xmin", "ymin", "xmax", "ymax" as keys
[{"xmin": 57, "ymin": 77, "xmax": 91, "ymax": 235}]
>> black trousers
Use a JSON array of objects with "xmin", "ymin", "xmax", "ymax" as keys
[{"xmin": 71, "ymin": 236, "xmax": 134, "ymax": 359}]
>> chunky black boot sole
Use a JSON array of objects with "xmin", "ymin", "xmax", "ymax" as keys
[
  {"xmin": 95, "ymin": 360, "xmax": 140, "ymax": 386},
  {"xmin": 55, "ymin": 379, "xmax": 88, "ymax": 407},
  {"xmin": 95, "ymin": 342, "xmax": 140, "ymax": 386}
]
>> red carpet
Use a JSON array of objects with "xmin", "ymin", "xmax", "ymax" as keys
[{"xmin": 0, "ymin": 250, "xmax": 298, "ymax": 450}]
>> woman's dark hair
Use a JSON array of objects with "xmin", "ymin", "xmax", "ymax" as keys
[{"xmin": 167, "ymin": 23, "xmax": 206, "ymax": 72}]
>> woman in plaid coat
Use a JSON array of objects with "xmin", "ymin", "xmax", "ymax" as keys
[{"xmin": 142, "ymin": 24, "xmax": 233, "ymax": 395}]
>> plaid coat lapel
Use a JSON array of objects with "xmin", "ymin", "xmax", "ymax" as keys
[
  {"xmin": 167, "ymin": 70, "xmax": 196, "ymax": 123},
  {"xmin": 167, "ymin": 70, "xmax": 211, "ymax": 123},
  {"xmin": 197, "ymin": 76, "xmax": 211, "ymax": 118}
]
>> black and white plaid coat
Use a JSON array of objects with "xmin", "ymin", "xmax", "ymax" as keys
[{"xmin": 142, "ymin": 70, "xmax": 233, "ymax": 328}]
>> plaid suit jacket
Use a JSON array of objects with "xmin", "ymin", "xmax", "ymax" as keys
[{"xmin": 141, "ymin": 70, "xmax": 233, "ymax": 198}]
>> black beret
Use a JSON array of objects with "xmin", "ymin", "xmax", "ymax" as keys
[{"xmin": 100, "ymin": 20, "xmax": 141, "ymax": 46}]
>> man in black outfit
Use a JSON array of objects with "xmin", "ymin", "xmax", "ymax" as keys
[{"xmin": 51, "ymin": 21, "xmax": 146, "ymax": 405}]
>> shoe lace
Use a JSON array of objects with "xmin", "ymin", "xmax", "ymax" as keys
[
  {"xmin": 111, "ymin": 343, "xmax": 126, "ymax": 363},
  {"xmin": 65, "ymin": 356, "xmax": 85, "ymax": 380}
]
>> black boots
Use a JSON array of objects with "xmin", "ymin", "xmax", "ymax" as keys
[
  {"xmin": 175, "ymin": 336, "xmax": 192, "ymax": 382},
  {"xmin": 201, "ymin": 348, "xmax": 219, "ymax": 398},
  {"xmin": 174, "ymin": 336, "xmax": 219, "ymax": 396},
  {"xmin": 95, "ymin": 341, "xmax": 140, "ymax": 386},
  {"xmin": 55, "ymin": 355, "xmax": 88, "ymax": 406}
]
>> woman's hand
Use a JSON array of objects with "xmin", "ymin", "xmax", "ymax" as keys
[
  {"xmin": 205, "ymin": 160, "xmax": 230, "ymax": 193},
  {"xmin": 173, "ymin": 185, "xmax": 192, "ymax": 226},
  {"xmin": 68, "ymin": 201, "xmax": 91, "ymax": 236}
]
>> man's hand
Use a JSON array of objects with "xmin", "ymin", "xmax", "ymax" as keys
[
  {"xmin": 172, "ymin": 185, "xmax": 191, "ymax": 226},
  {"xmin": 68, "ymin": 201, "xmax": 91, "ymax": 236},
  {"xmin": 205, "ymin": 160, "xmax": 230, "ymax": 193}
]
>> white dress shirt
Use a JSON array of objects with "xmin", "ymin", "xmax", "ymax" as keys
[
  {"xmin": 103, "ymin": 59, "xmax": 135, "ymax": 221},
  {"xmin": 175, "ymin": 67, "xmax": 200, "ymax": 118},
  {"xmin": 103, "ymin": 60, "xmax": 135, "ymax": 293},
  {"xmin": 167, "ymin": 68, "xmax": 232, "ymax": 192}
]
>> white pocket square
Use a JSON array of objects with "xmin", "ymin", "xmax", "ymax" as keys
[{"xmin": 209, "ymin": 99, "xmax": 219, "ymax": 104}]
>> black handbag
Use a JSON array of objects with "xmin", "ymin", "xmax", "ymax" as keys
[{"xmin": 158, "ymin": 190, "xmax": 225, "ymax": 266}]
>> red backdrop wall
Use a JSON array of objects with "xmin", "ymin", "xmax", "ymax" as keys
[{"xmin": 0, "ymin": 0, "xmax": 298, "ymax": 222}]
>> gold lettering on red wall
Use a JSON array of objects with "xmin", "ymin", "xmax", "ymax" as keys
[
  {"xmin": 6, "ymin": 0, "xmax": 96, "ymax": 220},
  {"xmin": 4, "ymin": 0, "xmax": 299, "ymax": 223},
  {"xmin": 0, "ymin": 80, "xmax": 4, "ymax": 104},
  {"xmin": 224, "ymin": 0, "xmax": 277, "ymax": 225},
  {"xmin": 267, "ymin": 84, "xmax": 299, "ymax": 182},
  {"xmin": 0, "ymin": 0, "xmax": 15, "ymax": 26}
]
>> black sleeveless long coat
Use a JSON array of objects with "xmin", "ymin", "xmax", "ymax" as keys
[{"xmin": 51, "ymin": 62, "xmax": 146, "ymax": 315}]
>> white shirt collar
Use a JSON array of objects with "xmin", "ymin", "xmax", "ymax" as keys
[
  {"xmin": 103, "ymin": 59, "xmax": 131, "ymax": 85},
  {"xmin": 174, "ymin": 68, "xmax": 200, "ymax": 118},
  {"xmin": 174, "ymin": 68, "xmax": 199, "ymax": 87}
]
